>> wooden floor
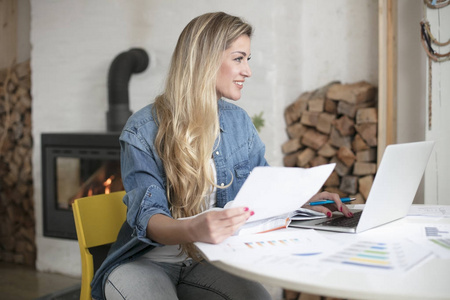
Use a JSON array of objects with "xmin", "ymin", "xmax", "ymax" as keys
[{"xmin": 0, "ymin": 262, "xmax": 81, "ymax": 300}]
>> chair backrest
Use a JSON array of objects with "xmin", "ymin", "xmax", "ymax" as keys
[{"xmin": 73, "ymin": 191, "xmax": 127, "ymax": 300}]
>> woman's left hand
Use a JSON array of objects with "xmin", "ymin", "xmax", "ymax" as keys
[{"xmin": 303, "ymin": 191, "xmax": 353, "ymax": 218}]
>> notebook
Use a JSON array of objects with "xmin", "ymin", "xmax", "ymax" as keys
[{"xmin": 289, "ymin": 141, "xmax": 435, "ymax": 233}]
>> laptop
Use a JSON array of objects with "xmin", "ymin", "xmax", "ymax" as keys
[{"xmin": 289, "ymin": 141, "xmax": 435, "ymax": 233}]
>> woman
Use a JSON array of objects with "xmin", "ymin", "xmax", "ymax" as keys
[{"xmin": 91, "ymin": 12, "xmax": 351, "ymax": 300}]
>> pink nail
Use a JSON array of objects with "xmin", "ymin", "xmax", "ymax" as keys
[
  {"xmin": 327, "ymin": 212, "xmax": 332, "ymax": 218},
  {"xmin": 339, "ymin": 206, "xmax": 343, "ymax": 212},
  {"xmin": 244, "ymin": 207, "xmax": 249, "ymax": 212},
  {"xmin": 250, "ymin": 211, "xmax": 255, "ymax": 216}
]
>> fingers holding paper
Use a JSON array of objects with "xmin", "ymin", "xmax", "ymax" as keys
[
  {"xmin": 304, "ymin": 191, "xmax": 353, "ymax": 218},
  {"xmin": 189, "ymin": 207, "xmax": 254, "ymax": 244},
  {"xmin": 146, "ymin": 208, "xmax": 253, "ymax": 246}
]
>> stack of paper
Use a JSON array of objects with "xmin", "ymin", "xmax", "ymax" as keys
[{"xmin": 225, "ymin": 164, "xmax": 335, "ymax": 235}]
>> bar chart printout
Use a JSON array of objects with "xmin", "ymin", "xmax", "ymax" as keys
[
  {"xmin": 322, "ymin": 239, "xmax": 432, "ymax": 271},
  {"xmin": 223, "ymin": 230, "xmax": 327, "ymax": 256},
  {"xmin": 195, "ymin": 229, "xmax": 335, "ymax": 261},
  {"xmin": 425, "ymin": 226, "xmax": 450, "ymax": 250}
]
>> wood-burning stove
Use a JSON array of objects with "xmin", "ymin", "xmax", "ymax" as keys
[
  {"xmin": 41, "ymin": 132, "xmax": 123, "ymax": 239},
  {"xmin": 41, "ymin": 48, "xmax": 149, "ymax": 239}
]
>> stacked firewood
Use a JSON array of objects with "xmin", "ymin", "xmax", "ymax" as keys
[
  {"xmin": 283, "ymin": 81, "xmax": 378, "ymax": 203},
  {"xmin": 0, "ymin": 60, "xmax": 35, "ymax": 266}
]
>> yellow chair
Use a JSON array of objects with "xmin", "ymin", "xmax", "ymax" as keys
[{"xmin": 73, "ymin": 191, "xmax": 127, "ymax": 300}]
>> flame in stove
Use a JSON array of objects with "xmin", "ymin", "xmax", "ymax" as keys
[
  {"xmin": 103, "ymin": 175, "xmax": 115, "ymax": 194},
  {"xmin": 67, "ymin": 162, "xmax": 123, "ymax": 210}
]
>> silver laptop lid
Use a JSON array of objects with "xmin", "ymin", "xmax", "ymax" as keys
[{"xmin": 356, "ymin": 141, "xmax": 435, "ymax": 232}]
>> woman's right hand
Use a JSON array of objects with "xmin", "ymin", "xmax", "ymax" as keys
[{"xmin": 187, "ymin": 207, "xmax": 253, "ymax": 244}]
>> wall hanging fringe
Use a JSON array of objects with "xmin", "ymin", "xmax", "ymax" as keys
[
  {"xmin": 421, "ymin": 0, "xmax": 450, "ymax": 130},
  {"xmin": 424, "ymin": 0, "xmax": 450, "ymax": 9}
]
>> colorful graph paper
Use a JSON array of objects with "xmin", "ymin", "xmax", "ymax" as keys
[
  {"xmin": 425, "ymin": 226, "xmax": 450, "ymax": 250},
  {"xmin": 243, "ymin": 238, "xmax": 300, "ymax": 249},
  {"xmin": 322, "ymin": 239, "xmax": 431, "ymax": 271}
]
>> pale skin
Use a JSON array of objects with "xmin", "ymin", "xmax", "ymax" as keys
[
  {"xmin": 147, "ymin": 35, "xmax": 352, "ymax": 246},
  {"xmin": 304, "ymin": 191, "xmax": 353, "ymax": 218}
]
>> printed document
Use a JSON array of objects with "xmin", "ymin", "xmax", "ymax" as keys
[
  {"xmin": 195, "ymin": 228, "xmax": 336, "ymax": 262},
  {"xmin": 224, "ymin": 163, "xmax": 335, "ymax": 234}
]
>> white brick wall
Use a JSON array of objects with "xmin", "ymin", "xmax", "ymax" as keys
[{"xmin": 30, "ymin": 0, "xmax": 378, "ymax": 277}]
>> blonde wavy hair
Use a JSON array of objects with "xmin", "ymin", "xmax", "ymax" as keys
[{"xmin": 153, "ymin": 12, "xmax": 253, "ymax": 258}]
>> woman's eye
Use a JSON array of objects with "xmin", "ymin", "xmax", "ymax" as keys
[{"xmin": 234, "ymin": 57, "xmax": 243, "ymax": 63}]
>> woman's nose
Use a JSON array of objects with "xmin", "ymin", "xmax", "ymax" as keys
[{"xmin": 242, "ymin": 62, "xmax": 252, "ymax": 78}]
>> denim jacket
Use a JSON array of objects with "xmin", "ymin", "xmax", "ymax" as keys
[{"xmin": 91, "ymin": 99, "xmax": 268, "ymax": 300}]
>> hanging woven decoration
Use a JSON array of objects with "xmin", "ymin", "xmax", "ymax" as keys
[
  {"xmin": 420, "ymin": 0, "xmax": 450, "ymax": 62},
  {"xmin": 424, "ymin": 0, "xmax": 450, "ymax": 9},
  {"xmin": 420, "ymin": 0, "xmax": 450, "ymax": 130},
  {"xmin": 420, "ymin": 20, "xmax": 450, "ymax": 63}
]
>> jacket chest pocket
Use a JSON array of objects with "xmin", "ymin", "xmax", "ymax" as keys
[{"xmin": 234, "ymin": 160, "xmax": 251, "ymax": 185}]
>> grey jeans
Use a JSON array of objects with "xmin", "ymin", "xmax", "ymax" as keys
[{"xmin": 104, "ymin": 256, "xmax": 272, "ymax": 300}]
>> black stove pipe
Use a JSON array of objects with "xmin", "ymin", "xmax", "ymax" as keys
[{"xmin": 107, "ymin": 48, "xmax": 150, "ymax": 132}]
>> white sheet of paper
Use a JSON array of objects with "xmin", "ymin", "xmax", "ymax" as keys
[
  {"xmin": 195, "ymin": 228, "xmax": 337, "ymax": 262},
  {"xmin": 408, "ymin": 205, "xmax": 450, "ymax": 217},
  {"xmin": 224, "ymin": 163, "xmax": 336, "ymax": 222},
  {"xmin": 407, "ymin": 224, "xmax": 450, "ymax": 259},
  {"xmin": 321, "ymin": 237, "xmax": 433, "ymax": 273}
]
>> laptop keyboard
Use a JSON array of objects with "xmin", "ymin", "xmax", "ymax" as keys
[{"xmin": 317, "ymin": 211, "xmax": 363, "ymax": 228}]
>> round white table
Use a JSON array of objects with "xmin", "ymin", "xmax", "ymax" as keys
[{"xmin": 211, "ymin": 216, "xmax": 450, "ymax": 300}]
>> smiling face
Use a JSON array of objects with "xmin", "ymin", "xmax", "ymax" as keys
[{"xmin": 216, "ymin": 34, "xmax": 252, "ymax": 101}]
